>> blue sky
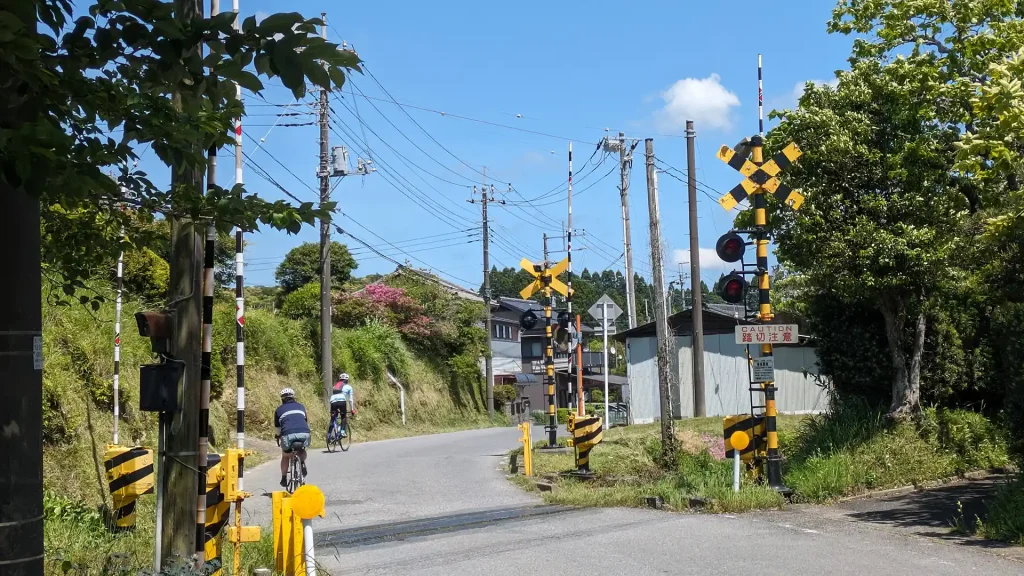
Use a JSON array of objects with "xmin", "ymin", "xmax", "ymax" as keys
[{"xmin": 133, "ymin": 0, "xmax": 855, "ymax": 289}]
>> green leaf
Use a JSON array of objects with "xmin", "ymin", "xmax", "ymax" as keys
[
  {"xmin": 255, "ymin": 12, "xmax": 302, "ymax": 37},
  {"xmin": 328, "ymin": 66, "xmax": 347, "ymax": 90},
  {"xmin": 300, "ymin": 56, "xmax": 330, "ymax": 91},
  {"xmin": 223, "ymin": 69, "xmax": 263, "ymax": 93},
  {"xmin": 152, "ymin": 19, "xmax": 182, "ymax": 40},
  {"xmin": 241, "ymin": 15, "xmax": 257, "ymax": 34},
  {"xmin": 272, "ymin": 39, "xmax": 305, "ymax": 96}
]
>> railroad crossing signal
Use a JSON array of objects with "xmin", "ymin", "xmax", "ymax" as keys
[
  {"xmin": 519, "ymin": 257, "xmax": 570, "ymax": 299},
  {"xmin": 716, "ymin": 142, "xmax": 804, "ymax": 211}
]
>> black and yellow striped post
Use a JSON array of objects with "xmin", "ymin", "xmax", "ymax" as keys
[
  {"xmin": 715, "ymin": 57, "xmax": 803, "ymax": 494},
  {"xmin": 565, "ymin": 412, "xmax": 603, "ymax": 477},
  {"xmin": 519, "ymin": 255, "xmax": 570, "ymax": 449},
  {"xmin": 204, "ymin": 454, "xmax": 231, "ymax": 575},
  {"xmin": 748, "ymin": 136, "xmax": 787, "ymax": 492},
  {"xmin": 103, "ymin": 445, "xmax": 155, "ymax": 531}
]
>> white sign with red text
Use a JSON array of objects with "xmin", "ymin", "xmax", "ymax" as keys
[{"xmin": 735, "ymin": 324, "xmax": 799, "ymax": 345}]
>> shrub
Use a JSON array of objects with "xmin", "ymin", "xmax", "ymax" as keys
[
  {"xmin": 557, "ymin": 408, "xmax": 571, "ymax": 424},
  {"xmin": 493, "ymin": 384, "xmax": 517, "ymax": 408},
  {"xmin": 531, "ymin": 410, "xmax": 547, "ymax": 425},
  {"xmin": 978, "ymin": 475, "xmax": 1024, "ymax": 545},
  {"xmin": 280, "ymin": 281, "xmax": 321, "ymax": 320},
  {"xmin": 335, "ymin": 320, "xmax": 411, "ymax": 384},
  {"xmin": 590, "ymin": 389, "xmax": 604, "ymax": 402},
  {"xmin": 121, "ymin": 247, "xmax": 169, "ymax": 304},
  {"xmin": 928, "ymin": 408, "xmax": 1009, "ymax": 472}
]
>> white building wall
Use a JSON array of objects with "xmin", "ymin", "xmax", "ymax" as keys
[{"xmin": 626, "ymin": 334, "xmax": 827, "ymax": 421}]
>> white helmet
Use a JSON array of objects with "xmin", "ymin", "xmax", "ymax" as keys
[
  {"xmin": 280, "ymin": 388, "xmax": 295, "ymax": 398},
  {"xmin": 338, "ymin": 373, "xmax": 350, "ymax": 382}
]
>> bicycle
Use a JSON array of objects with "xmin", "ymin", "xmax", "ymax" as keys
[
  {"xmin": 326, "ymin": 412, "xmax": 352, "ymax": 453},
  {"xmin": 277, "ymin": 436, "xmax": 306, "ymax": 494}
]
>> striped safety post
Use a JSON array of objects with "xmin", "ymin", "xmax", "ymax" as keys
[
  {"xmin": 195, "ymin": 223, "xmax": 216, "ymax": 563},
  {"xmin": 566, "ymin": 412, "xmax": 603, "ymax": 476},
  {"xmin": 103, "ymin": 445, "xmax": 155, "ymax": 530},
  {"xmin": 723, "ymin": 414, "xmax": 765, "ymax": 467},
  {"xmin": 204, "ymin": 454, "xmax": 231, "ymax": 575}
]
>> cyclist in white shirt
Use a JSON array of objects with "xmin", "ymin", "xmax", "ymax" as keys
[{"xmin": 328, "ymin": 373, "xmax": 356, "ymax": 438}]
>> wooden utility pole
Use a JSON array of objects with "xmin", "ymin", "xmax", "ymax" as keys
[
  {"xmin": 162, "ymin": 0, "xmax": 204, "ymax": 563},
  {"xmin": 603, "ymin": 133, "xmax": 638, "ymax": 329},
  {"xmin": 317, "ymin": 14, "xmax": 334, "ymax": 402},
  {"xmin": 686, "ymin": 120, "xmax": 706, "ymax": 418},
  {"xmin": 644, "ymin": 138, "xmax": 677, "ymax": 464}
]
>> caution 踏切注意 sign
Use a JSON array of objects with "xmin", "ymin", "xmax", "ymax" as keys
[{"xmin": 735, "ymin": 324, "xmax": 798, "ymax": 345}]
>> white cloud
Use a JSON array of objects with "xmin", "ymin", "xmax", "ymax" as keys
[
  {"xmin": 673, "ymin": 247, "xmax": 732, "ymax": 271},
  {"xmin": 788, "ymin": 78, "xmax": 838, "ymax": 104},
  {"xmin": 654, "ymin": 74, "xmax": 740, "ymax": 132}
]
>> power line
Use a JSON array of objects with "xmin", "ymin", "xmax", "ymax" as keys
[
  {"xmin": 335, "ymin": 220, "xmax": 479, "ymax": 287},
  {"xmin": 334, "ymin": 91, "xmax": 477, "ymax": 187},
  {"xmin": 339, "ymin": 79, "xmax": 602, "ymax": 146},
  {"xmin": 327, "ymin": 114, "xmax": 478, "ymax": 231}
]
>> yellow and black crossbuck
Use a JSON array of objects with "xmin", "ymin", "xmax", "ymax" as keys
[
  {"xmin": 716, "ymin": 142, "xmax": 804, "ymax": 211},
  {"xmin": 104, "ymin": 445, "xmax": 155, "ymax": 530},
  {"xmin": 566, "ymin": 413, "xmax": 603, "ymax": 474}
]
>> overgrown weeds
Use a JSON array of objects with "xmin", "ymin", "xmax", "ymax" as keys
[
  {"xmin": 784, "ymin": 399, "xmax": 1009, "ymax": 503},
  {"xmin": 974, "ymin": 476, "xmax": 1024, "ymax": 545},
  {"xmin": 515, "ymin": 404, "xmax": 1009, "ymax": 514}
]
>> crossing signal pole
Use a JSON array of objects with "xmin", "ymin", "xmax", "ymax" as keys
[
  {"xmin": 519, "ymin": 256, "xmax": 570, "ymax": 448},
  {"xmin": 714, "ymin": 54, "xmax": 803, "ymax": 493}
]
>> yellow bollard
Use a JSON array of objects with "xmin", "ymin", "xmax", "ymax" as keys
[
  {"xmin": 272, "ymin": 487, "xmax": 326, "ymax": 576},
  {"xmin": 272, "ymin": 492, "xmax": 284, "ymax": 574},
  {"xmin": 518, "ymin": 423, "xmax": 533, "ymax": 476}
]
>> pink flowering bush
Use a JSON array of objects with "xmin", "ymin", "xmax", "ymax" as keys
[{"xmin": 333, "ymin": 283, "xmax": 440, "ymax": 343}]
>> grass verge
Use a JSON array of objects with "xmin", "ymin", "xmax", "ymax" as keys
[
  {"xmin": 517, "ymin": 417, "xmax": 804, "ymax": 513},
  {"xmin": 513, "ymin": 403, "xmax": 1009, "ymax": 514}
]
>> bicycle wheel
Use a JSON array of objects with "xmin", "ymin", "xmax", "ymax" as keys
[
  {"xmin": 340, "ymin": 419, "xmax": 352, "ymax": 452},
  {"xmin": 326, "ymin": 425, "xmax": 336, "ymax": 453},
  {"xmin": 287, "ymin": 454, "xmax": 303, "ymax": 493}
]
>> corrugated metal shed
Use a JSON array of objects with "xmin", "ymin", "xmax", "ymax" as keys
[{"xmin": 621, "ymin": 308, "xmax": 827, "ymax": 423}]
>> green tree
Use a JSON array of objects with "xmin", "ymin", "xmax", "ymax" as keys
[
  {"xmin": 275, "ymin": 241, "xmax": 357, "ymax": 295},
  {"xmin": 7, "ymin": 2, "xmax": 360, "ymax": 302},
  {"xmin": 768, "ymin": 59, "xmax": 967, "ymax": 418}
]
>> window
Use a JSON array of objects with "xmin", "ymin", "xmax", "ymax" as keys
[
  {"xmin": 529, "ymin": 341, "xmax": 542, "ymax": 358},
  {"xmin": 493, "ymin": 323, "xmax": 514, "ymax": 341}
]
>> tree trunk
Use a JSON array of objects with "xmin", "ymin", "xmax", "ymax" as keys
[{"xmin": 880, "ymin": 295, "xmax": 924, "ymax": 418}]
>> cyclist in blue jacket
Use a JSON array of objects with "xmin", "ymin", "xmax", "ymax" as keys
[{"xmin": 274, "ymin": 388, "xmax": 310, "ymax": 487}]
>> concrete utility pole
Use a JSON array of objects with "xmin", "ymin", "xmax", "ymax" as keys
[
  {"xmin": 471, "ymin": 168, "xmax": 495, "ymax": 420},
  {"xmin": 645, "ymin": 138, "xmax": 677, "ymax": 464},
  {"xmin": 0, "ymin": 8, "xmax": 43, "ymax": 571},
  {"xmin": 318, "ymin": 13, "xmax": 333, "ymax": 402},
  {"xmin": 161, "ymin": 0, "xmax": 204, "ymax": 563},
  {"xmin": 686, "ymin": 120, "xmax": 706, "ymax": 418},
  {"xmin": 603, "ymin": 133, "xmax": 638, "ymax": 329}
]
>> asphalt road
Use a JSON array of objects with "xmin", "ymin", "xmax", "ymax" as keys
[{"xmin": 244, "ymin": 426, "xmax": 1024, "ymax": 575}]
